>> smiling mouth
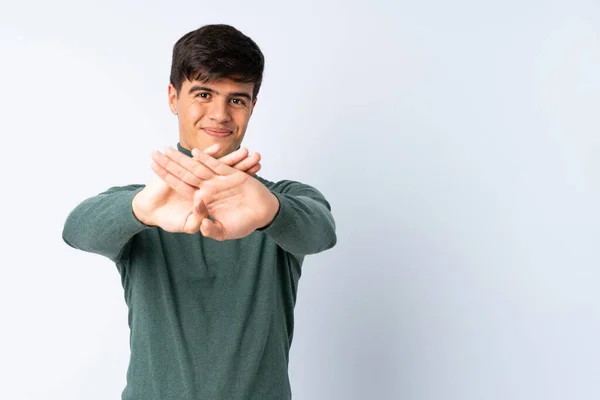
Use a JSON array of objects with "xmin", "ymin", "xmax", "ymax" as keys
[{"xmin": 202, "ymin": 128, "xmax": 232, "ymax": 138}]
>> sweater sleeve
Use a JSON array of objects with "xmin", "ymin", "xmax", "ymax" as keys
[
  {"xmin": 62, "ymin": 184, "xmax": 150, "ymax": 262},
  {"xmin": 257, "ymin": 180, "xmax": 337, "ymax": 256}
]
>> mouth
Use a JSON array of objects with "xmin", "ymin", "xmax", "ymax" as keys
[{"xmin": 202, "ymin": 128, "xmax": 233, "ymax": 138}]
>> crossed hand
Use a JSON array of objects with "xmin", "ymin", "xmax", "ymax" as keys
[{"xmin": 132, "ymin": 144, "xmax": 279, "ymax": 241}]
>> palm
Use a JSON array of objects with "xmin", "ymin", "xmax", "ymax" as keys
[
  {"xmin": 195, "ymin": 170, "xmax": 273, "ymax": 240},
  {"xmin": 140, "ymin": 177, "xmax": 204, "ymax": 233},
  {"xmin": 146, "ymin": 144, "xmax": 272, "ymax": 239},
  {"xmin": 138, "ymin": 144, "xmax": 262, "ymax": 234}
]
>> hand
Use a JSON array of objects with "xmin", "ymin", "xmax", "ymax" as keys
[
  {"xmin": 151, "ymin": 147, "xmax": 279, "ymax": 241},
  {"xmin": 132, "ymin": 144, "xmax": 261, "ymax": 233}
]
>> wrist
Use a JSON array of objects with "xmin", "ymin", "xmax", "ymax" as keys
[
  {"xmin": 259, "ymin": 192, "xmax": 280, "ymax": 230},
  {"xmin": 132, "ymin": 192, "xmax": 153, "ymax": 226}
]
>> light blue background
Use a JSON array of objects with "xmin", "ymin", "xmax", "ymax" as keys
[{"xmin": 0, "ymin": 0, "xmax": 598, "ymax": 399}]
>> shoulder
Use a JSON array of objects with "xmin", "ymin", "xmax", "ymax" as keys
[
  {"xmin": 98, "ymin": 183, "xmax": 145, "ymax": 195},
  {"xmin": 253, "ymin": 175, "xmax": 332, "ymax": 210},
  {"xmin": 253, "ymin": 175, "xmax": 323, "ymax": 196}
]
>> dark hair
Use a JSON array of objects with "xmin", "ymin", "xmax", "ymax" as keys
[{"xmin": 170, "ymin": 24, "xmax": 265, "ymax": 99}]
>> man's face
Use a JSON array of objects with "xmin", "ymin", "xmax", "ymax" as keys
[{"xmin": 168, "ymin": 77, "xmax": 257, "ymax": 158}]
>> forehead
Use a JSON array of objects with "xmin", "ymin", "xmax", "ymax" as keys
[{"xmin": 182, "ymin": 77, "xmax": 254, "ymax": 93}]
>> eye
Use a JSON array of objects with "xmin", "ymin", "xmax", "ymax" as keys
[
  {"xmin": 197, "ymin": 92, "xmax": 210, "ymax": 99},
  {"xmin": 231, "ymin": 98, "xmax": 246, "ymax": 106}
]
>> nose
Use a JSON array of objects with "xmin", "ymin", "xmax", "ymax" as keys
[{"xmin": 207, "ymin": 98, "xmax": 231, "ymax": 123}]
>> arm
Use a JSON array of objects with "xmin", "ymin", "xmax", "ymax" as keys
[
  {"xmin": 62, "ymin": 184, "xmax": 150, "ymax": 262},
  {"xmin": 150, "ymin": 148, "xmax": 337, "ymax": 252},
  {"xmin": 257, "ymin": 180, "xmax": 337, "ymax": 256}
]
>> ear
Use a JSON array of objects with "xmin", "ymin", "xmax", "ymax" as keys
[
  {"xmin": 250, "ymin": 97, "xmax": 258, "ymax": 116},
  {"xmin": 168, "ymin": 83, "xmax": 178, "ymax": 115}
]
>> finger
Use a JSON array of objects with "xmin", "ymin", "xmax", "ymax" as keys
[
  {"xmin": 162, "ymin": 146, "xmax": 216, "ymax": 180},
  {"xmin": 203, "ymin": 144, "xmax": 221, "ymax": 156},
  {"xmin": 188, "ymin": 148, "xmax": 233, "ymax": 176},
  {"xmin": 193, "ymin": 190, "xmax": 204, "ymax": 211},
  {"xmin": 200, "ymin": 217, "xmax": 226, "ymax": 241},
  {"xmin": 212, "ymin": 147, "xmax": 249, "ymax": 167},
  {"xmin": 152, "ymin": 150, "xmax": 204, "ymax": 188},
  {"xmin": 184, "ymin": 201, "xmax": 209, "ymax": 234},
  {"xmin": 232, "ymin": 151, "xmax": 261, "ymax": 172},
  {"xmin": 192, "ymin": 199, "xmax": 208, "ymax": 223},
  {"xmin": 245, "ymin": 163, "xmax": 261, "ymax": 175},
  {"xmin": 151, "ymin": 160, "xmax": 196, "ymax": 199},
  {"xmin": 183, "ymin": 212, "xmax": 202, "ymax": 234}
]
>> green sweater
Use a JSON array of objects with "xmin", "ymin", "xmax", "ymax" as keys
[{"xmin": 62, "ymin": 143, "xmax": 337, "ymax": 400}]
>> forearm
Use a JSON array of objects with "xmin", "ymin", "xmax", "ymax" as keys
[
  {"xmin": 259, "ymin": 189, "xmax": 337, "ymax": 256},
  {"xmin": 62, "ymin": 185, "xmax": 149, "ymax": 262}
]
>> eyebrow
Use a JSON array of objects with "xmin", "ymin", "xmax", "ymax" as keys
[{"xmin": 188, "ymin": 85, "xmax": 253, "ymax": 101}]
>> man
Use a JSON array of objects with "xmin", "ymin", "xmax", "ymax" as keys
[{"xmin": 62, "ymin": 24, "xmax": 337, "ymax": 400}]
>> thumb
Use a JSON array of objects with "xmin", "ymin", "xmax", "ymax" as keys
[
  {"xmin": 145, "ymin": 176, "xmax": 172, "ymax": 200},
  {"xmin": 200, "ymin": 218, "xmax": 225, "ymax": 241},
  {"xmin": 194, "ymin": 198, "xmax": 208, "ymax": 216}
]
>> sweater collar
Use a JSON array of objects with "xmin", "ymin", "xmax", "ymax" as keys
[{"xmin": 176, "ymin": 142, "xmax": 193, "ymax": 157}]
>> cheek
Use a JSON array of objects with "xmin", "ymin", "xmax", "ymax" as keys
[
  {"xmin": 233, "ymin": 111, "xmax": 251, "ymax": 130},
  {"xmin": 184, "ymin": 103, "xmax": 204, "ymax": 124}
]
